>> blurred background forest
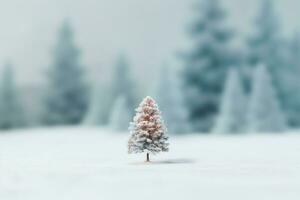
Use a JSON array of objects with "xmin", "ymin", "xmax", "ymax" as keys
[{"xmin": 1, "ymin": 0, "xmax": 300, "ymax": 134}]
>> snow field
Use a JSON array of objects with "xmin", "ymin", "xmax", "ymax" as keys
[{"xmin": 0, "ymin": 127, "xmax": 299, "ymax": 200}]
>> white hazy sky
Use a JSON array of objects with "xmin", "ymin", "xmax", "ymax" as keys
[{"xmin": 0, "ymin": 0, "xmax": 299, "ymax": 87}]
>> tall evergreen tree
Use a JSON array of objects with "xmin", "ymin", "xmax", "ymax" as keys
[
  {"xmin": 155, "ymin": 65, "xmax": 189, "ymax": 134},
  {"xmin": 246, "ymin": 65, "xmax": 286, "ymax": 133},
  {"xmin": 283, "ymin": 32, "xmax": 300, "ymax": 127},
  {"xmin": 0, "ymin": 63, "xmax": 26, "ymax": 129},
  {"xmin": 43, "ymin": 21, "xmax": 88, "ymax": 125},
  {"xmin": 247, "ymin": 0, "xmax": 288, "ymax": 118},
  {"xmin": 181, "ymin": 0, "xmax": 234, "ymax": 132},
  {"xmin": 248, "ymin": 0, "xmax": 282, "ymax": 67},
  {"xmin": 213, "ymin": 68, "xmax": 246, "ymax": 134},
  {"xmin": 110, "ymin": 55, "xmax": 136, "ymax": 113}
]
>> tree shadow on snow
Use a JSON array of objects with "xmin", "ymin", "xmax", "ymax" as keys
[
  {"xmin": 131, "ymin": 159, "xmax": 196, "ymax": 165},
  {"xmin": 152, "ymin": 159, "xmax": 196, "ymax": 164}
]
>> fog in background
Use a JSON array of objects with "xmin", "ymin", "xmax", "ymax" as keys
[{"xmin": 1, "ymin": 0, "xmax": 299, "ymax": 88}]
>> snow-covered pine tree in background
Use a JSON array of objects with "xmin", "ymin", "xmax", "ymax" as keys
[
  {"xmin": 0, "ymin": 62, "xmax": 26, "ymax": 129},
  {"xmin": 181, "ymin": 0, "xmax": 235, "ymax": 132},
  {"xmin": 282, "ymin": 32, "xmax": 300, "ymax": 127},
  {"xmin": 43, "ymin": 21, "xmax": 88, "ymax": 125},
  {"xmin": 213, "ymin": 68, "xmax": 246, "ymax": 134},
  {"xmin": 155, "ymin": 64, "xmax": 189, "ymax": 134},
  {"xmin": 248, "ymin": 0, "xmax": 282, "ymax": 68},
  {"xmin": 83, "ymin": 84, "xmax": 111, "ymax": 125},
  {"xmin": 84, "ymin": 55, "xmax": 136, "ymax": 126},
  {"xmin": 128, "ymin": 96, "xmax": 169, "ymax": 162},
  {"xmin": 246, "ymin": 65, "xmax": 286, "ymax": 133},
  {"xmin": 109, "ymin": 96, "xmax": 131, "ymax": 131},
  {"xmin": 110, "ymin": 55, "xmax": 136, "ymax": 115},
  {"xmin": 83, "ymin": 84, "xmax": 102, "ymax": 125},
  {"xmin": 247, "ymin": 0, "xmax": 288, "ymax": 123}
]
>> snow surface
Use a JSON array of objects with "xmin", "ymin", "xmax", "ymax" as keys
[{"xmin": 0, "ymin": 127, "xmax": 299, "ymax": 200}]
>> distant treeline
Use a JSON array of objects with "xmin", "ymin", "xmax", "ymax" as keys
[{"xmin": 2, "ymin": 0, "xmax": 300, "ymax": 134}]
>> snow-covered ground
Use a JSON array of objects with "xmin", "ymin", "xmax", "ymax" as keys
[{"xmin": 0, "ymin": 127, "xmax": 299, "ymax": 200}]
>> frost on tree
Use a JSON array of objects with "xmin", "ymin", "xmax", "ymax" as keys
[
  {"xmin": 154, "ymin": 65, "xmax": 190, "ymax": 134},
  {"xmin": 246, "ymin": 65, "xmax": 286, "ymax": 133},
  {"xmin": 109, "ymin": 96, "xmax": 132, "ymax": 131},
  {"xmin": 128, "ymin": 96, "xmax": 169, "ymax": 162},
  {"xmin": 213, "ymin": 68, "xmax": 246, "ymax": 134}
]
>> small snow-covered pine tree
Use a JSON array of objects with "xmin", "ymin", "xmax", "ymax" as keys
[
  {"xmin": 213, "ymin": 68, "xmax": 246, "ymax": 133},
  {"xmin": 247, "ymin": 65, "xmax": 286, "ymax": 133},
  {"xmin": 128, "ymin": 96, "xmax": 169, "ymax": 162},
  {"xmin": 109, "ymin": 96, "xmax": 131, "ymax": 131}
]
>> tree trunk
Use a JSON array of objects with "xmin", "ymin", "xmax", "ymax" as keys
[{"xmin": 146, "ymin": 153, "xmax": 150, "ymax": 162}]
